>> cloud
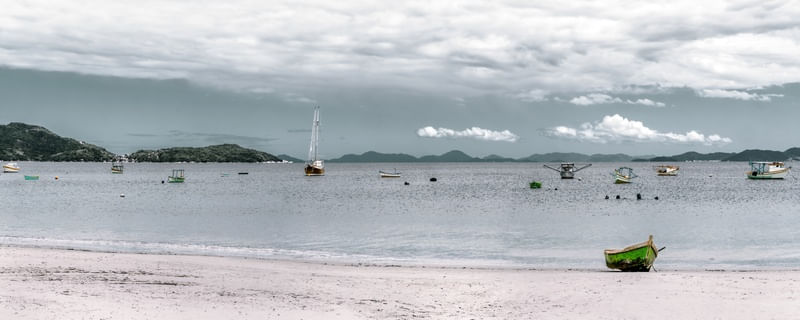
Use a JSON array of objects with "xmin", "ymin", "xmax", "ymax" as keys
[
  {"xmin": 1, "ymin": 1, "xmax": 799, "ymax": 98},
  {"xmin": 417, "ymin": 126, "xmax": 519, "ymax": 142},
  {"xmin": 569, "ymin": 94, "xmax": 666, "ymax": 107},
  {"xmin": 547, "ymin": 114, "xmax": 731, "ymax": 145},
  {"xmin": 697, "ymin": 89, "xmax": 784, "ymax": 101}
]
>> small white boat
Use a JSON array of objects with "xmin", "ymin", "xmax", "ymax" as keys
[
  {"xmin": 612, "ymin": 167, "xmax": 637, "ymax": 184},
  {"xmin": 379, "ymin": 170, "xmax": 401, "ymax": 178},
  {"xmin": 747, "ymin": 161, "xmax": 790, "ymax": 179},
  {"xmin": 543, "ymin": 163, "xmax": 592, "ymax": 179},
  {"xmin": 654, "ymin": 165, "xmax": 679, "ymax": 176},
  {"xmin": 3, "ymin": 162, "xmax": 20, "ymax": 173}
]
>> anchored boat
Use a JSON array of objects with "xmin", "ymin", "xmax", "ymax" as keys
[
  {"xmin": 543, "ymin": 163, "xmax": 591, "ymax": 179},
  {"xmin": 612, "ymin": 167, "xmax": 637, "ymax": 184},
  {"xmin": 379, "ymin": 169, "xmax": 401, "ymax": 178},
  {"xmin": 304, "ymin": 106, "xmax": 325, "ymax": 176},
  {"xmin": 24, "ymin": 175, "xmax": 39, "ymax": 181},
  {"xmin": 111, "ymin": 161, "xmax": 124, "ymax": 174},
  {"xmin": 747, "ymin": 161, "xmax": 790, "ymax": 179},
  {"xmin": 168, "ymin": 169, "xmax": 185, "ymax": 183},
  {"xmin": 604, "ymin": 235, "xmax": 661, "ymax": 272},
  {"xmin": 3, "ymin": 162, "xmax": 20, "ymax": 173},
  {"xmin": 654, "ymin": 165, "xmax": 679, "ymax": 176}
]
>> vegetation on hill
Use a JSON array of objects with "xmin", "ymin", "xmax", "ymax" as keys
[
  {"xmin": 0, "ymin": 122, "xmax": 114, "ymax": 161},
  {"xmin": 129, "ymin": 144, "xmax": 281, "ymax": 162}
]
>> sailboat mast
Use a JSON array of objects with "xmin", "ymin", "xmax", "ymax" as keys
[{"xmin": 307, "ymin": 106, "xmax": 320, "ymax": 162}]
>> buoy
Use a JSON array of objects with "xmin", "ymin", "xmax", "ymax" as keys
[
  {"xmin": 605, "ymin": 195, "xmax": 609, "ymax": 200},
  {"xmin": 615, "ymin": 195, "xmax": 620, "ymax": 199},
  {"xmin": 430, "ymin": 177, "xmax": 437, "ymax": 182},
  {"xmin": 54, "ymin": 176, "xmax": 59, "ymax": 180},
  {"xmin": 404, "ymin": 181, "xmax": 410, "ymax": 185},
  {"xmin": 120, "ymin": 194, "xmax": 125, "ymax": 198},
  {"xmin": 636, "ymin": 193, "xmax": 642, "ymax": 200},
  {"xmin": 577, "ymin": 177, "xmax": 582, "ymax": 181},
  {"xmin": 554, "ymin": 187, "xmax": 558, "ymax": 191},
  {"xmin": 161, "ymin": 180, "xmax": 165, "ymax": 184},
  {"xmin": 654, "ymin": 196, "xmax": 659, "ymax": 200}
]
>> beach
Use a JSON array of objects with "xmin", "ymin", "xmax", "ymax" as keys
[{"xmin": 1, "ymin": 246, "xmax": 799, "ymax": 319}]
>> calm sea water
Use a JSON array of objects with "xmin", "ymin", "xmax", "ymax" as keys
[{"xmin": 1, "ymin": 161, "xmax": 799, "ymax": 270}]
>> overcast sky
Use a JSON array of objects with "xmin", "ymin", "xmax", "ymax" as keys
[{"xmin": 1, "ymin": 1, "xmax": 799, "ymax": 158}]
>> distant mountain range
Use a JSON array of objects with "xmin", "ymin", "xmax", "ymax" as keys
[
  {"xmin": 2, "ymin": 122, "xmax": 800, "ymax": 163},
  {"xmin": 328, "ymin": 149, "xmax": 800, "ymax": 163}
]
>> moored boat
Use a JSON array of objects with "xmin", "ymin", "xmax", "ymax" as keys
[
  {"xmin": 604, "ymin": 235, "xmax": 660, "ymax": 272},
  {"xmin": 379, "ymin": 170, "xmax": 401, "ymax": 178},
  {"xmin": 747, "ymin": 161, "xmax": 790, "ymax": 179},
  {"xmin": 168, "ymin": 169, "xmax": 185, "ymax": 183},
  {"xmin": 529, "ymin": 181, "xmax": 542, "ymax": 189},
  {"xmin": 654, "ymin": 165, "xmax": 679, "ymax": 176},
  {"xmin": 612, "ymin": 167, "xmax": 637, "ymax": 184},
  {"xmin": 304, "ymin": 106, "xmax": 325, "ymax": 176},
  {"xmin": 543, "ymin": 163, "xmax": 591, "ymax": 179},
  {"xmin": 111, "ymin": 161, "xmax": 124, "ymax": 174},
  {"xmin": 24, "ymin": 175, "xmax": 39, "ymax": 181},
  {"xmin": 3, "ymin": 162, "xmax": 20, "ymax": 173}
]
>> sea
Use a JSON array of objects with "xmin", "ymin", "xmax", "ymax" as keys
[{"xmin": 1, "ymin": 161, "xmax": 799, "ymax": 270}]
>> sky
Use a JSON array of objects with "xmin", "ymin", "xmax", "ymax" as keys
[{"xmin": 1, "ymin": 0, "xmax": 799, "ymax": 158}]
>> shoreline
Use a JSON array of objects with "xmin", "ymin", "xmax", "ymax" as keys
[{"xmin": 2, "ymin": 245, "xmax": 800, "ymax": 319}]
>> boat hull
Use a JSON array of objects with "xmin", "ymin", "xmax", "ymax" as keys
[
  {"xmin": 3, "ymin": 166, "xmax": 19, "ymax": 173},
  {"xmin": 24, "ymin": 175, "xmax": 39, "ymax": 181},
  {"xmin": 656, "ymin": 172, "xmax": 678, "ymax": 176},
  {"xmin": 604, "ymin": 237, "xmax": 658, "ymax": 272},
  {"xmin": 379, "ymin": 171, "xmax": 401, "ymax": 178},
  {"xmin": 111, "ymin": 169, "xmax": 123, "ymax": 174},
  {"xmin": 747, "ymin": 168, "xmax": 790, "ymax": 179},
  {"xmin": 614, "ymin": 176, "xmax": 632, "ymax": 184},
  {"xmin": 167, "ymin": 177, "xmax": 185, "ymax": 183},
  {"xmin": 305, "ymin": 165, "xmax": 325, "ymax": 176}
]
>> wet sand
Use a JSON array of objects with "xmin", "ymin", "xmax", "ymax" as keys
[{"xmin": 1, "ymin": 245, "xmax": 799, "ymax": 319}]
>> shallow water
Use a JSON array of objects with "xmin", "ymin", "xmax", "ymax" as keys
[{"xmin": 1, "ymin": 161, "xmax": 798, "ymax": 269}]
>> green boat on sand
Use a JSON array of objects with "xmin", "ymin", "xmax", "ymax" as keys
[{"xmin": 604, "ymin": 235, "xmax": 661, "ymax": 272}]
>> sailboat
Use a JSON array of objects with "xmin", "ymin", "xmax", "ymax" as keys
[{"xmin": 304, "ymin": 106, "xmax": 325, "ymax": 176}]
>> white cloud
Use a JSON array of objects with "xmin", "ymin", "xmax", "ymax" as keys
[
  {"xmin": 1, "ymin": 1, "xmax": 799, "ymax": 97},
  {"xmin": 417, "ymin": 126, "xmax": 519, "ymax": 142},
  {"xmin": 548, "ymin": 114, "xmax": 731, "ymax": 145},
  {"xmin": 515, "ymin": 89, "xmax": 549, "ymax": 102},
  {"xmin": 697, "ymin": 89, "xmax": 784, "ymax": 101},
  {"xmin": 569, "ymin": 94, "xmax": 665, "ymax": 107}
]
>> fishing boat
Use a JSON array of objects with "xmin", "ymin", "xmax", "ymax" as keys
[
  {"xmin": 24, "ymin": 175, "xmax": 39, "ymax": 181},
  {"xmin": 304, "ymin": 106, "xmax": 325, "ymax": 176},
  {"xmin": 604, "ymin": 235, "xmax": 661, "ymax": 272},
  {"xmin": 747, "ymin": 161, "xmax": 790, "ymax": 179},
  {"xmin": 3, "ymin": 162, "xmax": 20, "ymax": 173},
  {"xmin": 379, "ymin": 169, "xmax": 401, "ymax": 178},
  {"xmin": 168, "ymin": 169, "xmax": 185, "ymax": 183},
  {"xmin": 111, "ymin": 161, "xmax": 124, "ymax": 174},
  {"xmin": 543, "ymin": 163, "xmax": 591, "ymax": 179},
  {"xmin": 654, "ymin": 165, "xmax": 679, "ymax": 176},
  {"xmin": 612, "ymin": 167, "xmax": 637, "ymax": 184}
]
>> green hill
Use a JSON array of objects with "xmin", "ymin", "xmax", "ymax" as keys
[
  {"xmin": 723, "ymin": 149, "xmax": 789, "ymax": 162},
  {"xmin": 0, "ymin": 122, "xmax": 114, "ymax": 161},
  {"xmin": 129, "ymin": 144, "xmax": 281, "ymax": 162}
]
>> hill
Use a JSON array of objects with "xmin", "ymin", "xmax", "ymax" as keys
[
  {"xmin": 723, "ymin": 149, "xmax": 790, "ymax": 162},
  {"xmin": 0, "ymin": 122, "xmax": 114, "ymax": 161},
  {"xmin": 129, "ymin": 144, "xmax": 281, "ymax": 162},
  {"xmin": 329, "ymin": 151, "xmax": 418, "ymax": 163}
]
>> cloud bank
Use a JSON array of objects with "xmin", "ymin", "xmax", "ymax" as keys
[
  {"xmin": 417, "ymin": 126, "xmax": 519, "ymax": 142},
  {"xmin": 568, "ymin": 94, "xmax": 666, "ymax": 107},
  {"xmin": 1, "ymin": 1, "xmax": 799, "ymax": 97},
  {"xmin": 697, "ymin": 89, "xmax": 784, "ymax": 101},
  {"xmin": 548, "ymin": 114, "xmax": 731, "ymax": 145}
]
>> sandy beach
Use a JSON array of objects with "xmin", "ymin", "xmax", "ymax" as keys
[{"xmin": 0, "ymin": 246, "xmax": 798, "ymax": 319}]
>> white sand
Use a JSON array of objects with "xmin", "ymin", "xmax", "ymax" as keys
[{"xmin": 1, "ymin": 246, "xmax": 799, "ymax": 319}]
